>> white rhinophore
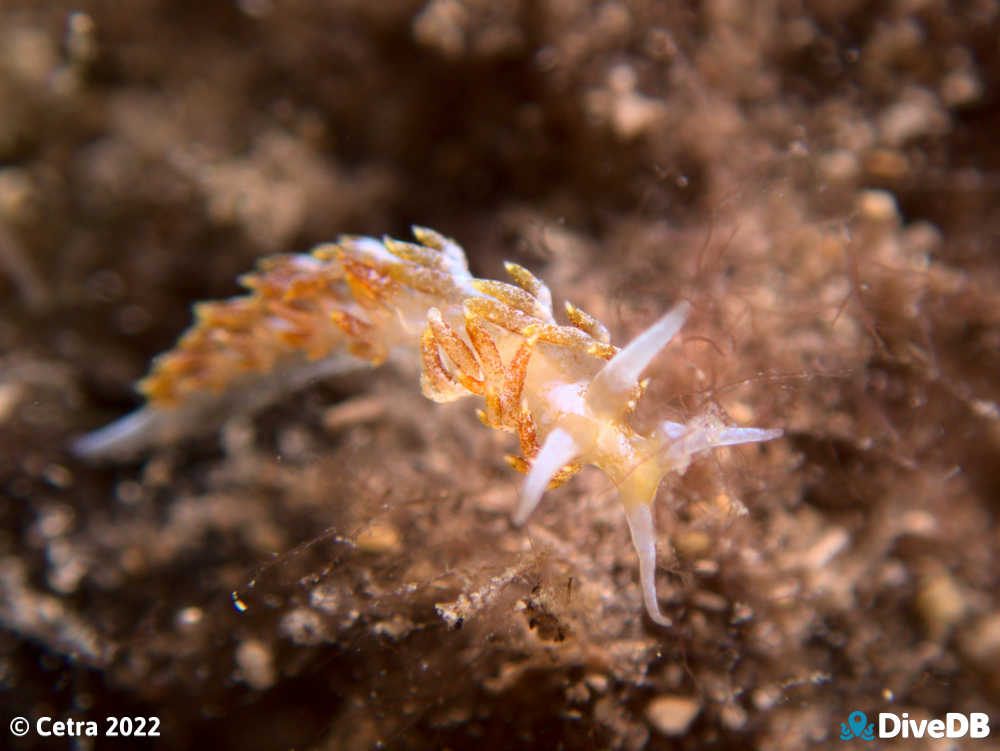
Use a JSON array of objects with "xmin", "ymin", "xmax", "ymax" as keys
[
  {"xmin": 661, "ymin": 417, "xmax": 784, "ymax": 470},
  {"xmin": 586, "ymin": 301, "xmax": 690, "ymax": 417}
]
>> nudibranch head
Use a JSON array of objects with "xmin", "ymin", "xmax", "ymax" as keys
[{"xmin": 514, "ymin": 301, "xmax": 781, "ymax": 627}]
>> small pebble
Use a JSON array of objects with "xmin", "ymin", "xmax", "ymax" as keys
[
  {"xmin": 235, "ymin": 639, "xmax": 275, "ymax": 690},
  {"xmin": 646, "ymin": 695, "xmax": 701, "ymax": 736}
]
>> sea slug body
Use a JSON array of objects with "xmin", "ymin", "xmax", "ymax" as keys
[{"xmin": 74, "ymin": 227, "xmax": 781, "ymax": 626}]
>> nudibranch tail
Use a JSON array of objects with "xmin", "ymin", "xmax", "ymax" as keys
[
  {"xmin": 72, "ymin": 353, "xmax": 365, "ymax": 460},
  {"xmin": 73, "ymin": 226, "xmax": 781, "ymax": 627},
  {"xmin": 70, "ymin": 405, "xmax": 163, "ymax": 459}
]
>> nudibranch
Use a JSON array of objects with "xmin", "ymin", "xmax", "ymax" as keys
[{"xmin": 74, "ymin": 227, "xmax": 781, "ymax": 626}]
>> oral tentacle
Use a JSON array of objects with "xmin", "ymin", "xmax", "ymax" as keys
[
  {"xmin": 515, "ymin": 427, "xmax": 580, "ymax": 525},
  {"xmin": 624, "ymin": 502, "xmax": 672, "ymax": 627}
]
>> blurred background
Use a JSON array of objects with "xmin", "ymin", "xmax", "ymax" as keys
[{"xmin": 1, "ymin": 1, "xmax": 999, "ymax": 749}]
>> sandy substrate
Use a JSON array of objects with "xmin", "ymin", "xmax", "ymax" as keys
[{"xmin": 2, "ymin": 2, "xmax": 999, "ymax": 749}]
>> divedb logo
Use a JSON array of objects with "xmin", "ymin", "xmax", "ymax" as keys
[{"xmin": 840, "ymin": 710, "xmax": 991, "ymax": 741}]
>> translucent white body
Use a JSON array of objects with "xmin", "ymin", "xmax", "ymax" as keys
[{"xmin": 74, "ymin": 229, "xmax": 781, "ymax": 626}]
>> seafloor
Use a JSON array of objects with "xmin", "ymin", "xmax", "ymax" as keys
[{"xmin": 2, "ymin": 2, "xmax": 999, "ymax": 749}]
